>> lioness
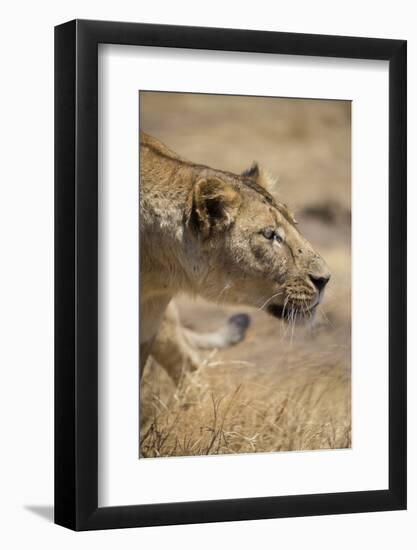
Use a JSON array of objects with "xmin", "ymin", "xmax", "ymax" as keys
[{"xmin": 140, "ymin": 131, "xmax": 330, "ymax": 384}]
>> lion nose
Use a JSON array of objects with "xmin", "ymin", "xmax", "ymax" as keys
[{"xmin": 309, "ymin": 273, "xmax": 331, "ymax": 292}]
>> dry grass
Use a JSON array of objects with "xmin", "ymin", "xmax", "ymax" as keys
[
  {"xmin": 140, "ymin": 337, "xmax": 351, "ymax": 458},
  {"xmin": 140, "ymin": 93, "xmax": 351, "ymax": 459}
]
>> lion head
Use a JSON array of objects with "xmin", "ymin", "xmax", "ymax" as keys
[{"xmin": 187, "ymin": 163, "xmax": 330, "ymax": 324}]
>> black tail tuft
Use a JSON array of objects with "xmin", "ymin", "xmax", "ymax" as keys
[
  {"xmin": 225, "ymin": 313, "xmax": 251, "ymax": 345},
  {"xmin": 228, "ymin": 313, "xmax": 251, "ymax": 331}
]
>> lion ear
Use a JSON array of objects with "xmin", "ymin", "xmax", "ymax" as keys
[
  {"xmin": 241, "ymin": 162, "xmax": 260, "ymax": 180},
  {"xmin": 242, "ymin": 162, "xmax": 277, "ymax": 192},
  {"xmin": 189, "ymin": 177, "xmax": 241, "ymax": 239}
]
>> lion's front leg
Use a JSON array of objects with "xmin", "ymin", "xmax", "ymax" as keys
[
  {"xmin": 148, "ymin": 303, "xmax": 200, "ymax": 386},
  {"xmin": 139, "ymin": 338, "xmax": 155, "ymax": 380}
]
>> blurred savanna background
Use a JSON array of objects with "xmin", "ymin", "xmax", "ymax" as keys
[{"xmin": 139, "ymin": 91, "xmax": 351, "ymax": 458}]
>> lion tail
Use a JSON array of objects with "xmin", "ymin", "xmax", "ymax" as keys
[{"xmin": 183, "ymin": 313, "xmax": 251, "ymax": 350}]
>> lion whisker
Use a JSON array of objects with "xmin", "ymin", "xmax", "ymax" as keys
[
  {"xmin": 215, "ymin": 281, "xmax": 232, "ymax": 302},
  {"xmin": 258, "ymin": 290, "xmax": 284, "ymax": 311},
  {"xmin": 318, "ymin": 305, "xmax": 334, "ymax": 329},
  {"xmin": 282, "ymin": 295, "xmax": 290, "ymax": 319},
  {"xmin": 290, "ymin": 308, "xmax": 297, "ymax": 346}
]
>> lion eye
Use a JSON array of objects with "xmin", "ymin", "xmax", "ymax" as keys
[
  {"xmin": 262, "ymin": 228, "xmax": 283, "ymax": 244},
  {"xmin": 262, "ymin": 228, "xmax": 275, "ymax": 240}
]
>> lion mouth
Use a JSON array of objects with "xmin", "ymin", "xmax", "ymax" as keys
[
  {"xmin": 267, "ymin": 304, "xmax": 285, "ymax": 319},
  {"xmin": 267, "ymin": 303, "xmax": 317, "ymax": 322}
]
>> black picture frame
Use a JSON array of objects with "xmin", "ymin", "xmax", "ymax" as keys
[{"xmin": 55, "ymin": 19, "xmax": 407, "ymax": 531}]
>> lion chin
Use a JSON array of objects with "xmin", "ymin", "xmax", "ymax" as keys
[{"xmin": 267, "ymin": 303, "xmax": 317, "ymax": 324}]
